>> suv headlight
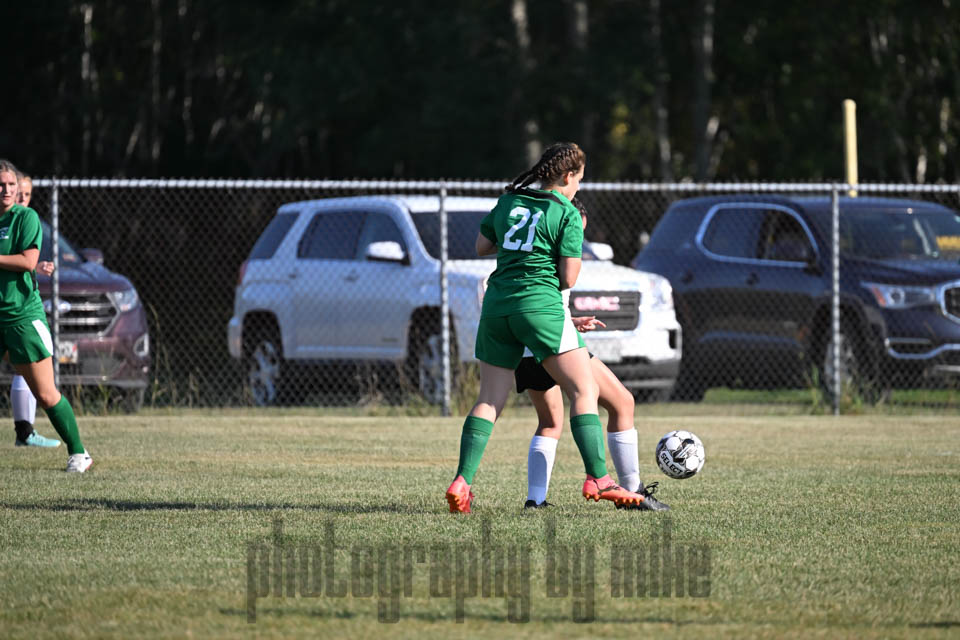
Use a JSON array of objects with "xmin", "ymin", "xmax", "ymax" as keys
[
  {"xmin": 107, "ymin": 288, "xmax": 140, "ymax": 313},
  {"xmin": 862, "ymin": 281, "xmax": 936, "ymax": 309},
  {"xmin": 644, "ymin": 274, "xmax": 674, "ymax": 311}
]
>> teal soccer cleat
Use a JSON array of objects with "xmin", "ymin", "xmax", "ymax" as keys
[{"xmin": 15, "ymin": 431, "xmax": 62, "ymax": 448}]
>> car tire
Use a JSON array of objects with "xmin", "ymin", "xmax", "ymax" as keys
[
  {"xmin": 406, "ymin": 319, "xmax": 457, "ymax": 405},
  {"xmin": 633, "ymin": 385, "xmax": 674, "ymax": 404},
  {"xmin": 244, "ymin": 321, "xmax": 287, "ymax": 407},
  {"xmin": 121, "ymin": 388, "xmax": 145, "ymax": 413},
  {"xmin": 817, "ymin": 316, "xmax": 888, "ymax": 404}
]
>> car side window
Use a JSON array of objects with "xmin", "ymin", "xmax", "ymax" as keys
[
  {"xmin": 701, "ymin": 208, "xmax": 766, "ymax": 259},
  {"xmin": 298, "ymin": 211, "xmax": 366, "ymax": 259},
  {"xmin": 250, "ymin": 212, "xmax": 297, "ymax": 259},
  {"xmin": 760, "ymin": 211, "xmax": 812, "ymax": 262},
  {"xmin": 356, "ymin": 212, "xmax": 406, "ymax": 260}
]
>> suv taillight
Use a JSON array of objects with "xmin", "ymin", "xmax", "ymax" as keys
[{"xmin": 237, "ymin": 260, "xmax": 248, "ymax": 286}]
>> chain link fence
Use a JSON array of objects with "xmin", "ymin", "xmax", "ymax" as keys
[{"xmin": 16, "ymin": 179, "xmax": 960, "ymax": 414}]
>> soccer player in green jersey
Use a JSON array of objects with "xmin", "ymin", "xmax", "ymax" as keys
[
  {"xmin": 0, "ymin": 160, "xmax": 91, "ymax": 472},
  {"xmin": 11, "ymin": 172, "xmax": 61, "ymax": 448},
  {"xmin": 445, "ymin": 142, "xmax": 646, "ymax": 512}
]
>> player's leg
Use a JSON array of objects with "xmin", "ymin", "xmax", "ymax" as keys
[
  {"xmin": 9, "ymin": 320, "xmax": 90, "ymax": 472},
  {"xmin": 525, "ymin": 384, "xmax": 563, "ymax": 508},
  {"xmin": 591, "ymin": 357, "xmax": 670, "ymax": 511},
  {"xmin": 540, "ymin": 347, "xmax": 609, "ymax": 484},
  {"xmin": 446, "ymin": 362, "xmax": 515, "ymax": 513},
  {"xmin": 592, "ymin": 358, "xmax": 640, "ymax": 491},
  {"xmin": 515, "ymin": 356, "xmax": 563, "ymax": 508},
  {"xmin": 458, "ymin": 361, "xmax": 515, "ymax": 483},
  {"xmin": 12, "ymin": 374, "xmax": 60, "ymax": 447},
  {"xmin": 447, "ymin": 316, "xmax": 522, "ymax": 513}
]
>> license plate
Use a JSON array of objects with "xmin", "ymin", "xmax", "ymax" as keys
[{"xmin": 57, "ymin": 340, "xmax": 78, "ymax": 364}]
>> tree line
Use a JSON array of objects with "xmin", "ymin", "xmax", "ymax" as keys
[{"xmin": 7, "ymin": 0, "xmax": 959, "ymax": 183}]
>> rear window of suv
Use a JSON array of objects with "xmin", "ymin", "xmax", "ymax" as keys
[{"xmin": 249, "ymin": 212, "xmax": 297, "ymax": 259}]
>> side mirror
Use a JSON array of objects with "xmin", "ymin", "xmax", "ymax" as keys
[
  {"xmin": 366, "ymin": 241, "xmax": 406, "ymax": 264},
  {"xmin": 585, "ymin": 241, "xmax": 614, "ymax": 261},
  {"xmin": 81, "ymin": 248, "xmax": 104, "ymax": 265}
]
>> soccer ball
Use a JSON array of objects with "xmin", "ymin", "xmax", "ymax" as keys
[{"xmin": 655, "ymin": 430, "xmax": 705, "ymax": 479}]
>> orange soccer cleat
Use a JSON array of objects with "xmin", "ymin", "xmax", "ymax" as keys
[
  {"xmin": 445, "ymin": 475, "xmax": 474, "ymax": 513},
  {"xmin": 582, "ymin": 474, "xmax": 644, "ymax": 508}
]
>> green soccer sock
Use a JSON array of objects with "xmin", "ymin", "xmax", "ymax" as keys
[
  {"xmin": 44, "ymin": 395, "xmax": 85, "ymax": 456},
  {"xmin": 455, "ymin": 416, "xmax": 494, "ymax": 485},
  {"xmin": 571, "ymin": 413, "xmax": 608, "ymax": 478}
]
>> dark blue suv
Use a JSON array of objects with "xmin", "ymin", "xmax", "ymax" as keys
[{"xmin": 631, "ymin": 195, "xmax": 960, "ymax": 401}]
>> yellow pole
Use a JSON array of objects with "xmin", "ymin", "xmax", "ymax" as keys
[{"xmin": 843, "ymin": 99, "xmax": 858, "ymax": 197}]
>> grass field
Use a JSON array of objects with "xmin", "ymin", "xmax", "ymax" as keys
[{"xmin": 1, "ymin": 407, "xmax": 959, "ymax": 639}]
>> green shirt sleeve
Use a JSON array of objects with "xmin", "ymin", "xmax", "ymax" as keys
[
  {"xmin": 557, "ymin": 205, "xmax": 583, "ymax": 258},
  {"xmin": 14, "ymin": 207, "xmax": 42, "ymax": 253}
]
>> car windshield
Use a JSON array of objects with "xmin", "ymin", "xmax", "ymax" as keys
[
  {"xmin": 839, "ymin": 209, "xmax": 960, "ymax": 261},
  {"xmin": 38, "ymin": 221, "xmax": 84, "ymax": 265}
]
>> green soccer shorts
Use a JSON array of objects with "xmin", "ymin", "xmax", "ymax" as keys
[
  {"xmin": 475, "ymin": 308, "xmax": 585, "ymax": 369},
  {"xmin": 0, "ymin": 318, "xmax": 54, "ymax": 365}
]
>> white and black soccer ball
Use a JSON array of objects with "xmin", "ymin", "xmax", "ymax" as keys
[{"xmin": 655, "ymin": 430, "xmax": 705, "ymax": 479}]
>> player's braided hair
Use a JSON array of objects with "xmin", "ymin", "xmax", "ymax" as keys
[{"xmin": 505, "ymin": 142, "xmax": 585, "ymax": 192}]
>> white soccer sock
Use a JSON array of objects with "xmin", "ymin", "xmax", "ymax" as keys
[
  {"xmin": 527, "ymin": 435, "xmax": 559, "ymax": 505},
  {"xmin": 607, "ymin": 428, "xmax": 641, "ymax": 492},
  {"xmin": 11, "ymin": 375, "xmax": 37, "ymax": 424}
]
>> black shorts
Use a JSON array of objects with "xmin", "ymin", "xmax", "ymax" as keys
[{"xmin": 514, "ymin": 353, "xmax": 595, "ymax": 393}]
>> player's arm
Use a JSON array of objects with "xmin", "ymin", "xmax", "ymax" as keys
[
  {"xmin": 476, "ymin": 232, "xmax": 497, "ymax": 256},
  {"xmin": 0, "ymin": 247, "xmax": 39, "ymax": 272},
  {"xmin": 557, "ymin": 256, "xmax": 581, "ymax": 290}
]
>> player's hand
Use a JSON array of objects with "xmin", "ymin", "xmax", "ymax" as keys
[
  {"xmin": 37, "ymin": 261, "xmax": 55, "ymax": 276},
  {"xmin": 572, "ymin": 316, "xmax": 606, "ymax": 332}
]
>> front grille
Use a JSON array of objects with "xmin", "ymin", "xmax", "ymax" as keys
[
  {"xmin": 569, "ymin": 291, "xmax": 640, "ymax": 331},
  {"xmin": 45, "ymin": 293, "xmax": 117, "ymax": 336},
  {"xmin": 944, "ymin": 286, "xmax": 960, "ymax": 321}
]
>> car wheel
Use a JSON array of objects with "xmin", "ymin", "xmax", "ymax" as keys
[
  {"xmin": 818, "ymin": 317, "xmax": 888, "ymax": 404},
  {"xmin": 407, "ymin": 322, "xmax": 457, "ymax": 405},
  {"xmin": 121, "ymin": 388, "xmax": 145, "ymax": 413},
  {"xmin": 245, "ymin": 325, "xmax": 286, "ymax": 407}
]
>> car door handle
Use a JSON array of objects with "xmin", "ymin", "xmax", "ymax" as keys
[
  {"xmin": 680, "ymin": 271, "xmax": 694, "ymax": 284},
  {"xmin": 745, "ymin": 273, "xmax": 758, "ymax": 285},
  {"xmin": 287, "ymin": 270, "xmax": 299, "ymax": 280},
  {"xmin": 344, "ymin": 271, "xmax": 359, "ymax": 283}
]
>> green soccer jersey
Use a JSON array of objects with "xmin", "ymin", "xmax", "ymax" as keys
[
  {"xmin": 479, "ymin": 188, "xmax": 583, "ymax": 318},
  {"xmin": 0, "ymin": 205, "xmax": 46, "ymax": 328}
]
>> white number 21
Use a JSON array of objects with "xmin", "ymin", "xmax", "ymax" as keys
[{"xmin": 502, "ymin": 207, "xmax": 542, "ymax": 252}]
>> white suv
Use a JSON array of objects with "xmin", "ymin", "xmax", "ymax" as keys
[{"xmin": 227, "ymin": 196, "xmax": 681, "ymax": 405}]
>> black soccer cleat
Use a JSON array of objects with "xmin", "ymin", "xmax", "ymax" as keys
[
  {"xmin": 523, "ymin": 499, "xmax": 555, "ymax": 509},
  {"xmin": 616, "ymin": 482, "xmax": 670, "ymax": 512}
]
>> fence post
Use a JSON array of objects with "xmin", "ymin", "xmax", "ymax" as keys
[
  {"xmin": 831, "ymin": 186, "xmax": 840, "ymax": 416},
  {"xmin": 51, "ymin": 178, "xmax": 61, "ymax": 388},
  {"xmin": 439, "ymin": 182, "xmax": 452, "ymax": 416}
]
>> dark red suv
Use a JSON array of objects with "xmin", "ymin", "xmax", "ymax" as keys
[{"xmin": 0, "ymin": 221, "xmax": 150, "ymax": 412}]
